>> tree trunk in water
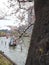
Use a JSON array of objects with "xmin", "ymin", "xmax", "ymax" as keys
[{"xmin": 25, "ymin": 0, "xmax": 49, "ymax": 65}]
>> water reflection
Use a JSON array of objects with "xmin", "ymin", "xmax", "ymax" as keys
[{"xmin": 0, "ymin": 37, "xmax": 30, "ymax": 65}]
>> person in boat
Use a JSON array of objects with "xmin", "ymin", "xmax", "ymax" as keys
[{"xmin": 9, "ymin": 37, "xmax": 16, "ymax": 46}]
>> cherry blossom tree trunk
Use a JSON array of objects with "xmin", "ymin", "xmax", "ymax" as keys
[{"xmin": 25, "ymin": 0, "xmax": 49, "ymax": 65}]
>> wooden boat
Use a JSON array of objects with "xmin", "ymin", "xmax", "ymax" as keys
[{"xmin": 9, "ymin": 37, "xmax": 16, "ymax": 46}]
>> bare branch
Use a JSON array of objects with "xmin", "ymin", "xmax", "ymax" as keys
[{"xmin": 19, "ymin": 23, "xmax": 34, "ymax": 38}]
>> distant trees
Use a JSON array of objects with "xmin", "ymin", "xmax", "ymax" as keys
[{"xmin": 0, "ymin": 32, "xmax": 6, "ymax": 36}]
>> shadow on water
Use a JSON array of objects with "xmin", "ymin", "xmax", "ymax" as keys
[{"xmin": 9, "ymin": 46, "xmax": 16, "ymax": 50}]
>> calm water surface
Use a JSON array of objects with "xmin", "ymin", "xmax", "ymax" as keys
[{"xmin": 0, "ymin": 37, "xmax": 30, "ymax": 65}]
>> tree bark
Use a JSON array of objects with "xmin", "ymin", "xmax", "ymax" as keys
[{"xmin": 25, "ymin": 0, "xmax": 49, "ymax": 65}]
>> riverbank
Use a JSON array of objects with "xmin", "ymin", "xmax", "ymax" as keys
[{"xmin": 0, "ymin": 51, "xmax": 16, "ymax": 65}]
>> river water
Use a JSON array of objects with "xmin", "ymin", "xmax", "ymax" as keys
[{"xmin": 0, "ymin": 37, "xmax": 30, "ymax": 65}]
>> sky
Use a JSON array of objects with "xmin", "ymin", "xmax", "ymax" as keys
[
  {"xmin": 0, "ymin": 20, "xmax": 20, "ymax": 30},
  {"xmin": 0, "ymin": 20, "xmax": 20, "ymax": 27},
  {"xmin": 0, "ymin": 19, "xmax": 28, "ymax": 30}
]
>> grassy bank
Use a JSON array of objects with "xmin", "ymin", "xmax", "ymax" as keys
[{"xmin": 0, "ymin": 53, "xmax": 13, "ymax": 65}]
